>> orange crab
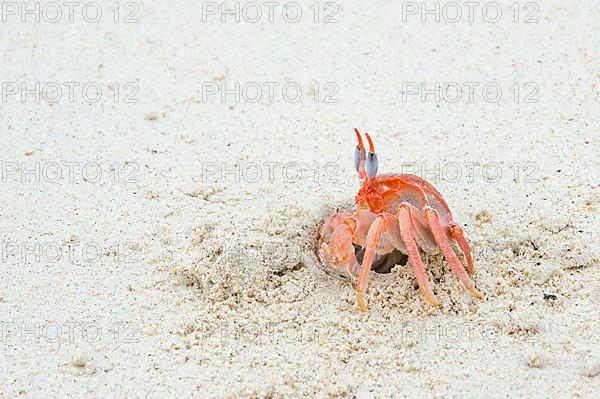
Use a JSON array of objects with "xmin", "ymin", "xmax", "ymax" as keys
[{"xmin": 318, "ymin": 128, "xmax": 483, "ymax": 311}]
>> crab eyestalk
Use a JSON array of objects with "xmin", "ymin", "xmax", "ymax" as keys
[
  {"xmin": 364, "ymin": 133, "xmax": 379, "ymax": 179},
  {"xmin": 354, "ymin": 128, "xmax": 367, "ymax": 181}
]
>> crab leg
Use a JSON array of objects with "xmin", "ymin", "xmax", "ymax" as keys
[
  {"xmin": 448, "ymin": 222, "xmax": 475, "ymax": 274},
  {"xmin": 397, "ymin": 204, "xmax": 441, "ymax": 306},
  {"xmin": 356, "ymin": 215, "xmax": 385, "ymax": 312},
  {"xmin": 423, "ymin": 206, "xmax": 483, "ymax": 299}
]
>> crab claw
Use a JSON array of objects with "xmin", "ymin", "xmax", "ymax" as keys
[{"xmin": 318, "ymin": 214, "xmax": 360, "ymax": 279}]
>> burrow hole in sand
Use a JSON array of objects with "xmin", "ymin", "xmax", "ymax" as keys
[{"xmin": 353, "ymin": 245, "xmax": 408, "ymax": 274}]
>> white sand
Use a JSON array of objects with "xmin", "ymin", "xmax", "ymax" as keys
[{"xmin": 1, "ymin": 0, "xmax": 598, "ymax": 397}]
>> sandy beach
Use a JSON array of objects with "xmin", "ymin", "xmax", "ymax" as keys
[{"xmin": 1, "ymin": 0, "xmax": 598, "ymax": 397}]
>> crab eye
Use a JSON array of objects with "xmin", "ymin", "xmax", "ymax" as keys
[
  {"xmin": 366, "ymin": 152, "xmax": 378, "ymax": 178},
  {"xmin": 354, "ymin": 146, "xmax": 365, "ymax": 171}
]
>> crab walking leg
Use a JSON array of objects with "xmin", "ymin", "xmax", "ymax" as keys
[
  {"xmin": 448, "ymin": 222, "xmax": 475, "ymax": 275},
  {"xmin": 397, "ymin": 205, "xmax": 441, "ymax": 306},
  {"xmin": 423, "ymin": 206, "xmax": 484, "ymax": 299},
  {"xmin": 356, "ymin": 215, "xmax": 386, "ymax": 312}
]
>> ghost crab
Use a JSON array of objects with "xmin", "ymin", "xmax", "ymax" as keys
[{"xmin": 318, "ymin": 128, "xmax": 483, "ymax": 312}]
